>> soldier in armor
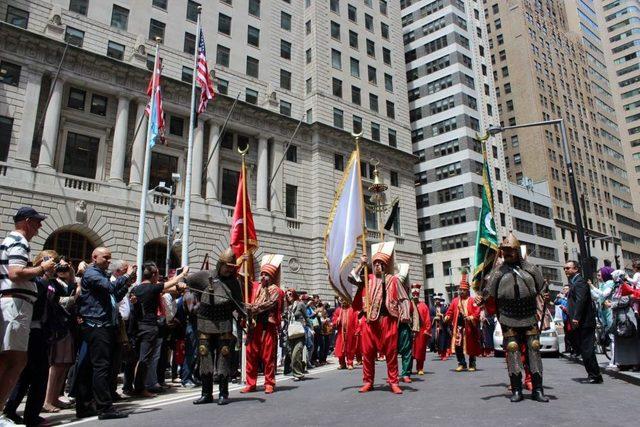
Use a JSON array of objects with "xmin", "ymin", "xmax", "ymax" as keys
[
  {"xmin": 185, "ymin": 247, "xmax": 243, "ymax": 406},
  {"xmin": 475, "ymin": 232, "xmax": 549, "ymax": 403}
]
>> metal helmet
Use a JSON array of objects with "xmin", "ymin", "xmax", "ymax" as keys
[
  {"xmin": 218, "ymin": 247, "xmax": 236, "ymax": 264},
  {"xmin": 499, "ymin": 232, "xmax": 521, "ymax": 250}
]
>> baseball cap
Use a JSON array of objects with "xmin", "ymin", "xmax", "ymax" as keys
[{"xmin": 13, "ymin": 207, "xmax": 47, "ymax": 223}]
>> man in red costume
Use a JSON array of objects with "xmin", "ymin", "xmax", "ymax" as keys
[
  {"xmin": 410, "ymin": 284, "xmax": 432, "ymax": 376},
  {"xmin": 332, "ymin": 297, "xmax": 358, "ymax": 370},
  {"xmin": 241, "ymin": 255, "xmax": 284, "ymax": 394},
  {"xmin": 445, "ymin": 273, "xmax": 482, "ymax": 372},
  {"xmin": 349, "ymin": 242, "xmax": 410, "ymax": 394}
]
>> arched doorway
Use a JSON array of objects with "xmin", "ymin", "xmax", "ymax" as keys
[
  {"xmin": 44, "ymin": 230, "xmax": 96, "ymax": 266},
  {"xmin": 143, "ymin": 240, "xmax": 180, "ymax": 276}
]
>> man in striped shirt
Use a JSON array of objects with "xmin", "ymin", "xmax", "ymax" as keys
[{"xmin": 0, "ymin": 207, "xmax": 55, "ymax": 425}]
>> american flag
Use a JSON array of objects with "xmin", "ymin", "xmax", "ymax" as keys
[
  {"xmin": 196, "ymin": 28, "xmax": 215, "ymax": 114},
  {"xmin": 145, "ymin": 56, "xmax": 165, "ymax": 147}
]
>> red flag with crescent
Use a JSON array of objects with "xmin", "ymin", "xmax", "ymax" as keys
[{"xmin": 230, "ymin": 167, "xmax": 258, "ymax": 258}]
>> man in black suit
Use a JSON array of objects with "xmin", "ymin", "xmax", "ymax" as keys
[{"xmin": 564, "ymin": 260, "xmax": 603, "ymax": 384}]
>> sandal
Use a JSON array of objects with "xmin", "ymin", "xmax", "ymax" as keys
[
  {"xmin": 42, "ymin": 404, "xmax": 60, "ymax": 413},
  {"xmin": 54, "ymin": 400, "xmax": 73, "ymax": 409}
]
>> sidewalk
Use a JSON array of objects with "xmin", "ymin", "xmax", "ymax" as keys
[{"xmin": 559, "ymin": 351, "xmax": 640, "ymax": 386}]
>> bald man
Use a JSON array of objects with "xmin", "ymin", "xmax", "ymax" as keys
[{"xmin": 75, "ymin": 247, "xmax": 136, "ymax": 420}]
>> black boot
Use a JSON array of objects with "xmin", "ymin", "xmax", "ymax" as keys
[
  {"xmin": 531, "ymin": 373, "xmax": 549, "ymax": 402},
  {"xmin": 509, "ymin": 374, "xmax": 524, "ymax": 403},
  {"xmin": 193, "ymin": 374, "xmax": 214, "ymax": 405},
  {"xmin": 218, "ymin": 376, "xmax": 230, "ymax": 405}
]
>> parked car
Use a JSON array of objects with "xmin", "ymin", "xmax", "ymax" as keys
[{"xmin": 493, "ymin": 321, "xmax": 560, "ymax": 356}]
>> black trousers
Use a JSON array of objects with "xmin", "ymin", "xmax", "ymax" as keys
[
  {"xmin": 134, "ymin": 325, "xmax": 159, "ymax": 392},
  {"xmin": 574, "ymin": 327, "xmax": 601, "ymax": 379},
  {"xmin": 455, "ymin": 345, "xmax": 476, "ymax": 367},
  {"xmin": 78, "ymin": 325, "xmax": 117, "ymax": 412},
  {"xmin": 4, "ymin": 328, "xmax": 50, "ymax": 425}
]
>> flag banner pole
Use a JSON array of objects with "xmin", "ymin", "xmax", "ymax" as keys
[
  {"xmin": 354, "ymin": 134, "xmax": 370, "ymax": 318},
  {"xmin": 202, "ymin": 91, "xmax": 241, "ymax": 174},
  {"xmin": 36, "ymin": 43, "xmax": 69, "ymax": 142},
  {"xmin": 135, "ymin": 42, "xmax": 161, "ymax": 285},
  {"xmin": 181, "ymin": 8, "xmax": 202, "ymax": 268},
  {"xmin": 240, "ymin": 147, "xmax": 249, "ymax": 386},
  {"xmin": 267, "ymin": 113, "xmax": 305, "ymax": 189}
]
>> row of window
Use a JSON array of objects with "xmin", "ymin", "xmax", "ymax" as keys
[{"xmin": 331, "ymin": 108, "xmax": 397, "ymax": 147}]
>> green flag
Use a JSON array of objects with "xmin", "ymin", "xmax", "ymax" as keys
[{"xmin": 472, "ymin": 142, "xmax": 499, "ymax": 290}]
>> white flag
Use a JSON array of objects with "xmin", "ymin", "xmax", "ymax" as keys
[{"xmin": 324, "ymin": 150, "xmax": 365, "ymax": 301}]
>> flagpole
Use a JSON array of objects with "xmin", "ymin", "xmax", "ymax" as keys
[
  {"xmin": 202, "ymin": 91, "xmax": 241, "ymax": 174},
  {"xmin": 239, "ymin": 146, "xmax": 249, "ymax": 386},
  {"xmin": 267, "ymin": 113, "xmax": 305, "ymax": 189},
  {"xmin": 135, "ymin": 41, "xmax": 161, "ymax": 285},
  {"xmin": 181, "ymin": 6, "xmax": 202, "ymax": 268},
  {"xmin": 353, "ymin": 132, "xmax": 370, "ymax": 318}
]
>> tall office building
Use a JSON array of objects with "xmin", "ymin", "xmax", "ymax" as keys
[
  {"xmin": 0, "ymin": 0, "xmax": 422, "ymax": 297},
  {"xmin": 485, "ymin": 0, "xmax": 640, "ymax": 272},
  {"xmin": 401, "ymin": 0, "xmax": 510, "ymax": 298}
]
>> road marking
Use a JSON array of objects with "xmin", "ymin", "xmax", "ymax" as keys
[{"xmin": 64, "ymin": 364, "xmax": 340, "ymax": 425}]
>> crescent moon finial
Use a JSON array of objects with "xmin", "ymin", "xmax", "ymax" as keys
[{"xmin": 237, "ymin": 146, "xmax": 249, "ymax": 155}]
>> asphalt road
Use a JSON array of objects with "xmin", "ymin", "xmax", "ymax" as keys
[{"xmin": 54, "ymin": 355, "xmax": 636, "ymax": 427}]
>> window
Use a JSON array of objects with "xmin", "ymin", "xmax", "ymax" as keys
[
  {"xmin": 349, "ymin": 31, "xmax": 359, "ymax": 49},
  {"xmin": 280, "ymin": 69, "xmax": 292, "ymax": 90},
  {"xmin": 332, "ymin": 49, "xmax": 342, "ymax": 69},
  {"xmin": 216, "ymin": 45, "xmax": 230, "ymax": 67},
  {"xmin": 90, "ymin": 94, "xmax": 108, "ymax": 116},
  {"xmin": 246, "ymin": 56, "xmax": 259, "ymax": 78},
  {"xmin": 306, "ymin": 20, "xmax": 311, "ymax": 35},
  {"xmin": 0, "ymin": 61, "xmax": 21, "ymax": 87},
  {"xmin": 390, "ymin": 170, "xmax": 398, "ymax": 187},
  {"xmin": 351, "ymin": 86, "xmax": 361, "ymax": 105},
  {"xmin": 186, "ymin": 1, "xmax": 200, "ymax": 22},
  {"xmin": 348, "ymin": 4, "xmax": 357, "ymax": 21},
  {"xmin": 380, "ymin": 0, "xmax": 388, "ymax": 15},
  {"xmin": 332, "ymin": 78, "xmax": 343, "ymax": 97},
  {"xmin": 345, "ymin": 113, "xmax": 360, "ymax": 133},
  {"xmin": 366, "ymin": 39, "xmax": 375, "ymax": 57},
  {"xmin": 153, "ymin": 0, "xmax": 167, "ymax": 10},
  {"xmin": 386, "ymin": 101, "xmax": 395, "ymax": 119},
  {"xmin": 331, "ymin": 21, "xmax": 341, "ymax": 40},
  {"xmin": 369, "ymin": 93, "xmax": 378, "ymax": 112},
  {"xmin": 388, "ymin": 129, "xmax": 396, "ymax": 147},
  {"xmin": 148, "ymin": 19, "xmax": 165, "ymax": 42},
  {"xmin": 368, "ymin": 66, "xmax": 377, "ymax": 84},
  {"xmin": 425, "ymin": 264, "xmax": 434, "ymax": 279},
  {"xmin": 103, "ymin": 40, "xmax": 125, "ymax": 61},
  {"xmin": 281, "ymin": 12, "xmax": 292, "ymax": 31},
  {"xmin": 365, "ymin": 14, "xmax": 374, "ymax": 31},
  {"xmin": 0, "ymin": 116, "xmax": 13, "ymax": 162},
  {"xmin": 280, "ymin": 101, "xmax": 292, "ymax": 117},
  {"xmin": 146, "ymin": 54, "xmax": 155, "ymax": 71},
  {"xmin": 306, "ymin": 48, "xmax": 312, "ymax": 64},
  {"xmin": 65, "ymin": 26, "xmax": 85, "ymax": 47},
  {"xmin": 330, "ymin": 0, "xmax": 340, "ymax": 13},
  {"xmin": 68, "ymin": 88, "xmax": 86, "ymax": 110},
  {"xmin": 6, "ymin": 6, "xmax": 29, "ymax": 29},
  {"xmin": 306, "ymin": 78, "xmax": 312, "ymax": 94},
  {"xmin": 69, "ymin": 0, "xmax": 88, "ymax": 15},
  {"xmin": 384, "ymin": 73, "xmax": 393, "ymax": 92},
  {"xmin": 382, "ymin": 47, "xmax": 391, "ymax": 65},
  {"xmin": 244, "ymin": 26, "xmax": 260, "ymax": 48},
  {"xmin": 371, "ymin": 123, "xmax": 380, "ymax": 141},
  {"xmin": 169, "ymin": 116, "xmax": 184, "ymax": 136},
  {"xmin": 217, "ymin": 79, "xmax": 229, "ymax": 95},
  {"xmin": 365, "ymin": 195, "xmax": 378, "ymax": 229},
  {"xmin": 218, "ymin": 13, "xmax": 231, "ymax": 35},
  {"xmin": 281, "ymin": 40, "xmax": 292, "ymax": 59},
  {"xmin": 334, "ymin": 153, "xmax": 344, "ymax": 171},
  {"xmin": 286, "ymin": 184, "xmax": 298, "ymax": 218},
  {"xmin": 62, "ymin": 132, "xmax": 100, "ymax": 180},
  {"xmin": 333, "ymin": 108, "xmax": 344, "ymax": 128},
  {"xmin": 306, "ymin": 108, "xmax": 313, "ymax": 124},
  {"xmin": 351, "ymin": 58, "xmax": 360, "ymax": 77},
  {"xmin": 249, "ymin": 0, "xmax": 261, "ymax": 17},
  {"xmin": 184, "ymin": 32, "xmax": 196, "ymax": 54},
  {"xmin": 220, "ymin": 132, "xmax": 234, "ymax": 150},
  {"xmin": 286, "ymin": 145, "xmax": 298, "ymax": 162},
  {"xmin": 381, "ymin": 22, "xmax": 389, "ymax": 39},
  {"xmin": 221, "ymin": 169, "xmax": 240, "ymax": 206}
]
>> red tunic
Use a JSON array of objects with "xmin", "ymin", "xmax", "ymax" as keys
[
  {"xmin": 621, "ymin": 283, "xmax": 640, "ymax": 299},
  {"xmin": 332, "ymin": 306, "xmax": 358, "ymax": 362},
  {"xmin": 411, "ymin": 301, "xmax": 431, "ymax": 361},
  {"xmin": 445, "ymin": 296, "xmax": 482, "ymax": 357}
]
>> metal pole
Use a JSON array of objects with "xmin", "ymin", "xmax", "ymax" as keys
[
  {"xmin": 267, "ymin": 114, "xmax": 305, "ymax": 189},
  {"xmin": 36, "ymin": 43, "xmax": 69, "ymax": 141},
  {"xmin": 202, "ymin": 92, "xmax": 241, "ymax": 173},
  {"xmin": 165, "ymin": 187, "xmax": 173, "ymax": 278},
  {"xmin": 181, "ymin": 8, "xmax": 202, "ymax": 267}
]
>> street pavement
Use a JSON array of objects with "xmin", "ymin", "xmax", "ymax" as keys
[{"xmin": 42, "ymin": 355, "xmax": 637, "ymax": 427}]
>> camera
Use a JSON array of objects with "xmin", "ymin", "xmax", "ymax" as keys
[{"xmin": 55, "ymin": 263, "xmax": 71, "ymax": 273}]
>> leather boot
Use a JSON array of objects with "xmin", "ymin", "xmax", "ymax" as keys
[
  {"xmin": 531, "ymin": 373, "xmax": 549, "ymax": 402},
  {"xmin": 509, "ymin": 374, "xmax": 524, "ymax": 403},
  {"xmin": 218, "ymin": 376, "xmax": 230, "ymax": 405},
  {"xmin": 193, "ymin": 374, "xmax": 214, "ymax": 405}
]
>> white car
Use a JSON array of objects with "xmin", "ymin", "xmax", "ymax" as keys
[{"xmin": 493, "ymin": 321, "xmax": 560, "ymax": 356}]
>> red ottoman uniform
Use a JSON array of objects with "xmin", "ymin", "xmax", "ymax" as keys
[
  {"xmin": 332, "ymin": 304, "xmax": 358, "ymax": 368},
  {"xmin": 411, "ymin": 297, "xmax": 432, "ymax": 373}
]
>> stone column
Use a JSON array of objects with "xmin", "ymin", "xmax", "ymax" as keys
[
  {"xmin": 129, "ymin": 101, "xmax": 147, "ymax": 188},
  {"xmin": 38, "ymin": 78, "xmax": 64, "ymax": 170},
  {"xmin": 256, "ymin": 136, "xmax": 269, "ymax": 211},
  {"xmin": 270, "ymin": 138, "xmax": 284, "ymax": 214},
  {"xmin": 108, "ymin": 96, "xmax": 130, "ymax": 183},
  {"xmin": 205, "ymin": 121, "xmax": 220, "ymax": 202},
  {"xmin": 191, "ymin": 119, "xmax": 204, "ymax": 198},
  {"xmin": 15, "ymin": 69, "xmax": 43, "ymax": 165}
]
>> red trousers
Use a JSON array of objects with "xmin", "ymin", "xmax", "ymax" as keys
[
  {"xmin": 361, "ymin": 315, "xmax": 399, "ymax": 385},
  {"xmin": 246, "ymin": 322, "xmax": 277, "ymax": 388}
]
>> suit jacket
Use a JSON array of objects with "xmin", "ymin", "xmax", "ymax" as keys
[{"xmin": 567, "ymin": 273, "xmax": 596, "ymax": 329}]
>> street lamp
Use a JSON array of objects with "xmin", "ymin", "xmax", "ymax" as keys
[
  {"xmin": 486, "ymin": 118, "xmax": 592, "ymax": 279},
  {"xmin": 152, "ymin": 173, "xmax": 181, "ymax": 277}
]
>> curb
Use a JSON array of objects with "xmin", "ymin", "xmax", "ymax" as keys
[{"xmin": 559, "ymin": 352, "xmax": 640, "ymax": 386}]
